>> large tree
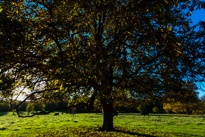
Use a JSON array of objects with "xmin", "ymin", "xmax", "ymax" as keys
[{"xmin": 0, "ymin": 0, "xmax": 204, "ymax": 131}]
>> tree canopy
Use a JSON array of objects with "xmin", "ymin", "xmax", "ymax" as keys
[{"xmin": 0, "ymin": 0, "xmax": 205, "ymax": 131}]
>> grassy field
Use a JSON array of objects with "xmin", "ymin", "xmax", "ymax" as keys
[{"xmin": 0, "ymin": 112, "xmax": 204, "ymax": 137}]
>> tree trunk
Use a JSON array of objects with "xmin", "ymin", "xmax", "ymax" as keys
[
  {"xmin": 186, "ymin": 108, "xmax": 191, "ymax": 115},
  {"xmin": 101, "ymin": 101, "xmax": 114, "ymax": 131}
]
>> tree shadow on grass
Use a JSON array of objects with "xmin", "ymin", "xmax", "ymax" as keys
[
  {"xmin": 114, "ymin": 129, "xmax": 156, "ymax": 137},
  {"xmin": 97, "ymin": 127, "xmax": 156, "ymax": 137},
  {"xmin": 112, "ymin": 127, "xmax": 201, "ymax": 137},
  {"xmin": 157, "ymin": 114, "xmax": 205, "ymax": 118},
  {"xmin": 0, "ymin": 127, "xmax": 6, "ymax": 130}
]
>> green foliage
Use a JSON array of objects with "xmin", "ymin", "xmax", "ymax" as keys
[
  {"xmin": 0, "ymin": 102, "xmax": 10, "ymax": 111},
  {"xmin": 152, "ymin": 107, "xmax": 159, "ymax": 113},
  {"xmin": 18, "ymin": 102, "xmax": 28, "ymax": 111},
  {"xmin": 26, "ymin": 103, "xmax": 34, "ymax": 116},
  {"xmin": 33, "ymin": 102, "xmax": 45, "ymax": 112},
  {"xmin": 163, "ymin": 94, "xmax": 203, "ymax": 115},
  {"xmin": 137, "ymin": 105, "xmax": 147, "ymax": 112},
  {"xmin": 165, "ymin": 109, "xmax": 173, "ymax": 114},
  {"xmin": 201, "ymin": 109, "xmax": 205, "ymax": 114}
]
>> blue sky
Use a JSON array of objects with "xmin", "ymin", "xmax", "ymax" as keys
[
  {"xmin": 190, "ymin": 5, "xmax": 205, "ymax": 26},
  {"xmin": 189, "ymin": 2, "xmax": 205, "ymax": 98}
]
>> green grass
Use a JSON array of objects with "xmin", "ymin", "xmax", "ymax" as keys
[{"xmin": 0, "ymin": 112, "xmax": 205, "ymax": 136}]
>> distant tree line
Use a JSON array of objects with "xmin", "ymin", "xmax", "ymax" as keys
[
  {"xmin": 0, "ymin": 95, "xmax": 204, "ymax": 115},
  {"xmin": 0, "ymin": 101, "xmax": 67, "ymax": 112}
]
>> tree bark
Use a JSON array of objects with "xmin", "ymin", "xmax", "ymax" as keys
[
  {"xmin": 101, "ymin": 101, "xmax": 114, "ymax": 131},
  {"xmin": 186, "ymin": 108, "xmax": 191, "ymax": 115}
]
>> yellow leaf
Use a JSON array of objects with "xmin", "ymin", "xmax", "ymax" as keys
[{"xmin": 60, "ymin": 84, "xmax": 63, "ymax": 90}]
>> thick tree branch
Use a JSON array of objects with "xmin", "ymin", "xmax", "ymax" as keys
[
  {"xmin": 131, "ymin": 45, "xmax": 167, "ymax": 76},
  {"xmin": 16, "ymin": 93, "xmax": 98, "ymax": 118},
  {"xmin": 87, "ymin": 92, "xmax": 98, "ymax": 111},
  {"xmin": 16, "ymin": 103, "xmax": 86, "ymax": 118},
  {"xmin": 14, "ymin": 88, "xmax": 59, "ymax": 110}
]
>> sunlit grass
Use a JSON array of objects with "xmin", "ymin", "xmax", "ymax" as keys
[{"xmin": 0, "ymin": 112, "xmax": 205, "ymax": 136}]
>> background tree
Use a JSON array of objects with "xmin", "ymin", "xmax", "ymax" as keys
[
  {"xmin": 163, "ymin": 101, "xmax": 174, "ymax": 114},
  {"xmin": 162, "ymin": 82, "xmax": 199, "ymax": 114},
  {"xmin": 0, "ymin": 0, "xmax": 204, "ymax": 131},
  {"xmin": 152, "ymin": 107, "xmax": 159, "ymax": 113},
  {"xmin": 201, "ymin": 94, "xmax": 205, "ymax": 103},
  {"xmin": 26, "ymin": 103, "xmax": 34, "ymax": 116},
  {"xmin": 33, "ymin": 102, "xmax": 45, "ymax": 113},
  {"xmin": 191, "ymin": 100, "xmax": 205, "ymax": 114},
  {"xmin": 0, "ymin": 102, "xmax": 10, "ymax": 112},
  {"xmin": 137, "ymin": 105, "xmax": 147, "ymax": 113}
]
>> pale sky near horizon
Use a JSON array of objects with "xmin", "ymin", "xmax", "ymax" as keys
[{"xmin": 15, "ymin": 1, "xmax": 205, "ymax": 101}]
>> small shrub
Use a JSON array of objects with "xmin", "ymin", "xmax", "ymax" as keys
[
  {"xmin": 137, "ymin": 105, "xmax": 146, "ymax": 112},
  {"xmin": 152, "ymin": 107, "xmax": 159, "ymax": 113},
  {"xmin": 54, "ymin": 113, "xmax": 59, "ymax": 116}
]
